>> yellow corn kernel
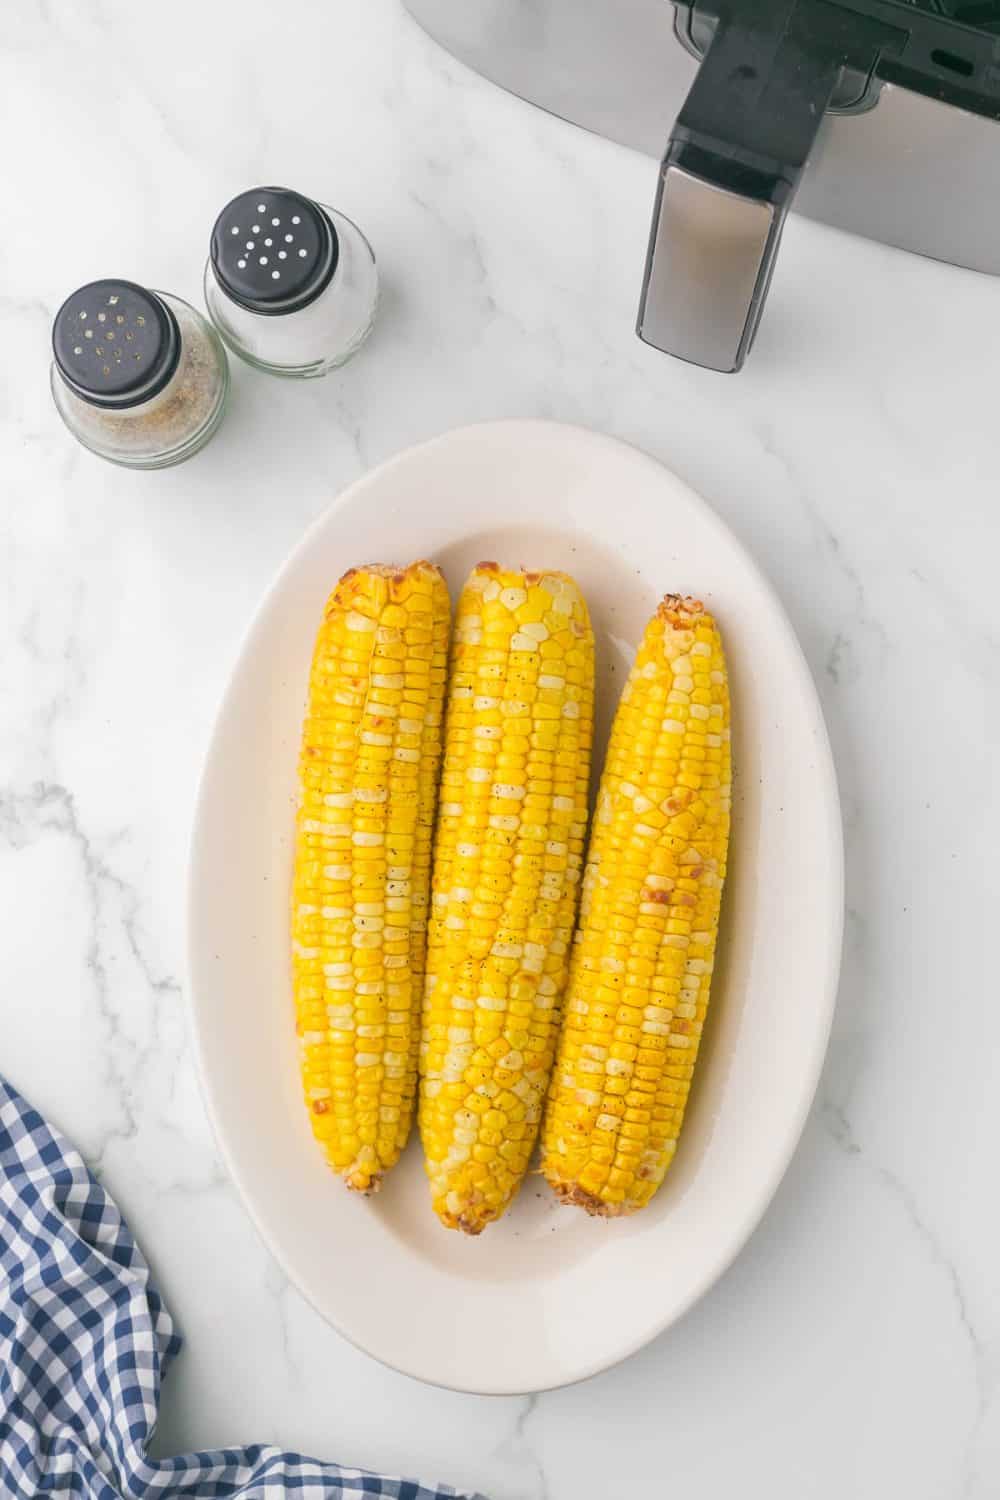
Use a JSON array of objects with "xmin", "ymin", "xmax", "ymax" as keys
[
  {"xmin": 419, "ymin": 564, "xmax": 595, "ymax": 1233},
  {"xmin": 293, "ymin": 562, "xmax": 450, "ymax": 1192},
  {"xmin": 541, "ymin": 595, "xmax": 731, "ymax": 1216}
]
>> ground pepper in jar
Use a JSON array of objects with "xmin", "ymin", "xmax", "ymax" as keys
[{"xmin": 51, "ymin": 280, "xmax": 229, "ymax": 469}]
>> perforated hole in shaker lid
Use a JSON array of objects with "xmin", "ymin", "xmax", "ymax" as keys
[
  {"xmin": 52, "ymin": 280, "xmax": 180, "ymax": 408},
  {"xmin": 209, "ymin": 187, "xmax": 339, "ymax": 316}
]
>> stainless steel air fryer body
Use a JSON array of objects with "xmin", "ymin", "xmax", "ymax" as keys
[{"xmin": 404, "ymin": 0, "xmax": 1000, "ymax": 371}]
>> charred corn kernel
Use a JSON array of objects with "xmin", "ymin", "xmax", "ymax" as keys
[
  {"xmin": 293, "ymin": 562, "xmax": 450, "ymax": 1193},
  {"xmin": 541, "ymin": 595, "xmax": 731, "ymax": 1217},
  {"xmin": 419, "ymin": 564, "xmax": 595, "ymax": 1234}
]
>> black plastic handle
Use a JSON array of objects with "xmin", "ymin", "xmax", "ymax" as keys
[{"xmin": 638, "ymin": 0, "xmax": 904, "ymax": 371}]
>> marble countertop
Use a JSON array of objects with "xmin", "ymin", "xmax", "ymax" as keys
[{"xmin": 4, "ymin": 2, "xmax": 999, "ymax": 1495}]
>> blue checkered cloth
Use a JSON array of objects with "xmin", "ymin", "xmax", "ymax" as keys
[{"xmin": 0, "ymin": 1076, "xmax": 480, "ymax": 1499}]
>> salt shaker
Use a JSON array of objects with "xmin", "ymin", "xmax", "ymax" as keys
[
  {"xmin": 50, "ymin": 280, "xmax": 229, "ymax": 469},
  {"xmin": 204, "ymin": 186, "xmax": 378, "ymax": 378}
]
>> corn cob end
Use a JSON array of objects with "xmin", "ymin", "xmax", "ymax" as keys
[
  {"xmin": 548, "ymin": 1180, "xmax": 628, "ymax": 1217},
  {"xmin": 657, "ymin": 592, "xmax": 704, "ymax": 626},
  {"xmin": 438, "ymin": 1196, "xmax": 495, "ymax": 1236},
  {"xmin": 343, "ymin": 1147, "xmax": 383, "ymax": 1195}
]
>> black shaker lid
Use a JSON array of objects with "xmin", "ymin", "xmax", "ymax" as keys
[
  {"xmin": 209, "ymin": 187, "xmax": 339, "ymax": 316},
  {"xmin": 52, "ymin": 280, "xmax": 180, "ymax": 409}
]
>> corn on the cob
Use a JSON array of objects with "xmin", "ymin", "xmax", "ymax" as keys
[
  {"xmin": 541, "ymin": 595, "xmax": 731, "ymax": 1215},
  {"xmin": 293, "ymin": 561, "xmax": 450, "ymax": 1192},
  {"xmin": 419, "ymin": 564, "xmax": 595, "ymax": 1233}
]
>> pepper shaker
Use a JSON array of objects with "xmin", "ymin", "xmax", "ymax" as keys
[
  {"xmin": 50, "ymin": 280, "xmax": 229, "ymax": 469},
  {"xmin": 204, "ymin": 186, "xmax": 378, "ymax": 378}
]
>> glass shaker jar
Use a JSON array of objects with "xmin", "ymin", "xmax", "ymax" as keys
[
  {"xmin": 203, "ymin": 186, "xmax": 378, "ymax": 378},
  {"xmin": 50, "ymin": 280, "xmax": 229, "ymax": 469}
]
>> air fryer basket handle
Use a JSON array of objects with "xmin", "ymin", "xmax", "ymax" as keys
[
  {"xmin": 638, "ymin": 0, "xmax": 902, "ymax": 372},
  {"xmin": 637, "ymin": 151, "xmax": 789, "ymax": 375}
]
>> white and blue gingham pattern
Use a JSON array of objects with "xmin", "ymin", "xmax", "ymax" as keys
[{"xmin": 0, "ymin": 1076, "xmax": 479, "ymax": 1500}]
